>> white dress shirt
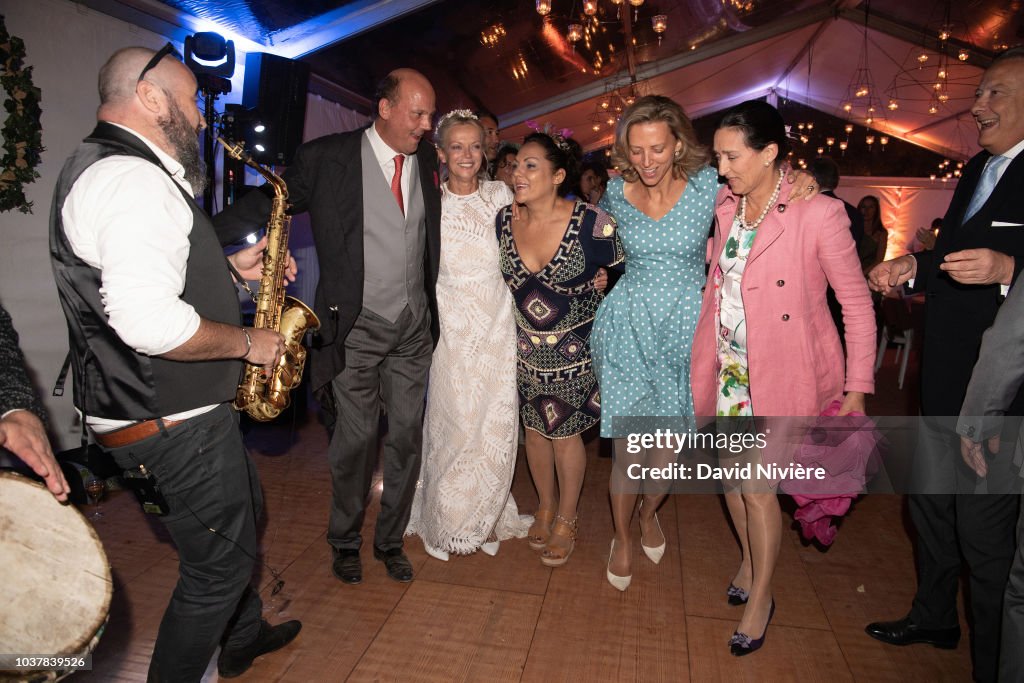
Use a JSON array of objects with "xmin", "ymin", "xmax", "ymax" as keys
[{"xmin": 62, "ymin": 123, "xmax": 216, "ymax": 429}]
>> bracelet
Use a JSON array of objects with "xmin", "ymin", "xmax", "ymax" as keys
[{"xmin": 241, "ymin": 327, "xmax": 252, "ymax": 359}]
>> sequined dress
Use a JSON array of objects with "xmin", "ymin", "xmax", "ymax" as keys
[{"xmin": 497, "ymin": 201, "xmax": 624, "ymax": 438}]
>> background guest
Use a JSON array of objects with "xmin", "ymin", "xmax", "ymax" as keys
[
  {"xmin": 477, "ymin": 110, "xmax": 501, "ymax": 177},
  {"xmin": 691, "ymin": 99, "xmax": 875, "ymax": 656},
  {"xmin": 856, "ymin": 194, "xmax": 889, "ymax": 273},
  {"xmin": 578, "ymin": 160, "xmax": 610, "ymax": 205},
  {"xmin": 495, "ymin": 142, "xmax": 519, "ymax": 190}
]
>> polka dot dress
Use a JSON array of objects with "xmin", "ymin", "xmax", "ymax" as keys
[{"xmin": 592, "ymin": 165, "xmax": 719, "ymax": 438}]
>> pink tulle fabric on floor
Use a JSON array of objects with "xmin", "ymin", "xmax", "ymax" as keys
[{"xmin": 781, "ymin": 400, "xmax": 883, "ymax": 546}]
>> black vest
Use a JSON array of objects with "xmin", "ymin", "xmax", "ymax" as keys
[{"xmin": 49, "ymin": 122, "xmax": 241, "ymax": 419}]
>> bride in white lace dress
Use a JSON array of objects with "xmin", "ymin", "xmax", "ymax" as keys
[{"xmin": 405, "ymin": 110, "xmax": 530, "ymax": 558}]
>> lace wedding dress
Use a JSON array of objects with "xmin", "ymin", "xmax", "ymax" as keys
[{"xmin": 406, "ymin": 180, "xmax": 531, "ymax": 553}]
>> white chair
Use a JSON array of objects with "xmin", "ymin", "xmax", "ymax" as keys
[{"xmin": 874, "ymin": 296, "xmax": 914, "ymax": 389}]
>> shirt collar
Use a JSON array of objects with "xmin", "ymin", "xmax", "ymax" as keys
[
  {"xmin": 366, "ymin": 122, "xmax": 411, "ymax": 169},
  {"xmin": 996, "ymin": 137, "xmax": 1024, "ymax": 162},
  {"xmin": 106, "ymin": 122, "xmax": 189, "ymax": 188}
]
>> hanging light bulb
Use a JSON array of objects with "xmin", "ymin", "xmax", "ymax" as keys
[
  {"xmin": 866, "ymin": 134, "xmax": 875, "ymax": 146},
  {"xmin": 536, "ymin": 0, "xmax": 551, "ymax": 16},
  {"xmin": 567, "ymin": 23, "xmax": 583, "ymax": 44},
  {"xmin": 606, "ymin": 115, "xmax": 615, "ymax": 126},
  {"xmin": 652, "ymin": 15, "xmax": 667, "ymax": 45},
  {"xmin": 958, "ymin": 49, "xmax": 969, "ymax": 61},
  {"xmin": 842, "ymin": 102, "xmax": 853, "ymax": 113},
  {"xmin": 865, "ymin": 116, "xmax": 874, "ymax": 125},
  {"xmin": 928, "ymin": 103, "xmax": 939, "ymax": 114},
  {"xmin": 800, "ymin": 135, "xmax": 809, "ymax": 144},
  {"xmin": 817, "ymin": 146, "xmax": 825, "ymax": 155},
  {"xmin": 887, "ymin": 99, "xmax": 899, "ymax": 111},
  {"xmin": 937, "ymin": 69, "xmax": 947, "ymax": 79},
  {"xmin": 879, "ymin": 135, "xmax": 889, "ymax": 147},
  {"xmin": 839, "ymin": 141, "xmax": 848, "ymax": 152},
  {"xmin": 806, "ymin": 122, "xmax": 814, "ymax": 131},
  {"xmin": 797, "ymin": 122, "xmax": 806, "ymax": 131},
  {"xmin": 592, "ymin": 122, "xmax": 600, "ymax": 131},
  {"xmin": 855, "ymin": 85, "xmax": 869, "ymax": 98},
  {"xmin": 939, "ymin": 28, "xmax": 950, "ymax": 41},
  {"xmin": 938, "ymin": 93, "xmax": 950, "ymax": 102},
  {"xmin": 930, "ymin": 173, "xmax": 937, "ymax": 180},
  {"xmin": 917, "ymin": 53, "xmax": 929, "ymax": 64},
  {"xmin": 628, "ymin": 0, "xmax": 644, "ymax": 21},
  {"xmin": 844, "ymin": 124, "xmax": 854, "ymax": 134},
  {"xmin": 826, "ymin": 136, "xmax": 835, "ymax": 148},
  {"xmin": 599, "ymin": 97, "xmax": 610, "ymax": 110},
  {"xmin": 584, "ymin": 0, "xmax": 597, "ymax": 15}
]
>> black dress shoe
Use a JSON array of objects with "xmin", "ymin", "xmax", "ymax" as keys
[
  {"xmin": 373, "ymin": 546, "xmax": 414, "ymax": 583},
  {"xmin": 864, "ymin": 617, "xmax": 960, "ymax": 649},
  {"xmin": 332, "ymin": 549, "xmax": 362, "ymax": 585},
  {"xmin": 218, "ymin": 619, "xmax": 302, "ymax": 678}
]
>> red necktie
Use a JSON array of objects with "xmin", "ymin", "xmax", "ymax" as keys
[{"xmin": 391, "ymin": 154, "xmax": 405, "ymax": 215}]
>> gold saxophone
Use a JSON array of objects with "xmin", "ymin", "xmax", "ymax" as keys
[{"xmin": 218, "ymin": 137, "xmax": 320, "ymax": 421}]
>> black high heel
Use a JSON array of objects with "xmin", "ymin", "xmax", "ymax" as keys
[
  {"xmin": 726, "ymin": 583, "xmax": 749, "ymax": 606},
  {"xmin": 729, "ymin": 600, "xmax": 775, "ymax": 656}
]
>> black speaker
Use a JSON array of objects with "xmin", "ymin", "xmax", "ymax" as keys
[{"xmin": 242, "ymin": 52, "xmax": 309, "ymax": 166}]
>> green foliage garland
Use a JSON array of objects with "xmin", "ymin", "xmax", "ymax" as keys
[{"xmin": 0, "ymin": 15, "xmax": 43, "ymax": 214}]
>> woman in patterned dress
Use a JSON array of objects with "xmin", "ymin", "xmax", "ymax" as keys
[
  {"xmin": 497, "ymin": 132, "xmax": 623, "ymax": 567},
  {"xmin": 690, "ymin": 100, "xmax": 875, "ymax": 655},
  {"xmin": 405, "ymin": 111, "xmax": 530, "ymax": 560}
]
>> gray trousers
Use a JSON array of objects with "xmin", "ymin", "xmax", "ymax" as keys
[
  {"xmin": 327, "ymin": 305, "xmax": 432, "ymax": 552},
  {"xmin": 1001, "ymin": 496, "xmax": 1024, "ymax": 682},
  {"xmin": 909, "ymin": 417, "xmax": 1019, "ymax": 683}
]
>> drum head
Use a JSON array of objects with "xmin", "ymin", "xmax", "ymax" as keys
[{"xmin": 0, "ymin": 471, "xmax": 112, "ymax": 662}]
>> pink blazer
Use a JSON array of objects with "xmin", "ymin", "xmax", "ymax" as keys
[{"xmin": 690, "ymin": 187, "xmax": 876, "ymax": 418}]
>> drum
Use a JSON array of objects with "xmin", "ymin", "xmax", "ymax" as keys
[{"xmin": 0, "ymin": 471, "xmax": 112, "ymax": 681}]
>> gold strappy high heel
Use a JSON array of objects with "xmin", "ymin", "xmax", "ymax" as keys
[
  {"xmin": 528, "ymin": 509, "xmax": 556, "ymax": 551},
  {"xmin": 541, "ymin": 515, "xmax": 578, "ymax": 567}
]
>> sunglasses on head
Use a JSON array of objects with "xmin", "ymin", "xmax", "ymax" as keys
[{"xmin": 137, "ymin": 42, "xmax": 183, "ymax": 83}]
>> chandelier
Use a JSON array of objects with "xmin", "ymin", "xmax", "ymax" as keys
[{"xmin": 884, "ymin": 0, "xmax": 978, "ymax": 118}]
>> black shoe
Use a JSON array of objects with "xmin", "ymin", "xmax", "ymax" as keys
[
  {"xmin": 373, "ymin": 546, "xmax": 414, "ymax": 583},
  {"xmin": 729, "ymin": 600, "xmax": 775, "ymax": 656},
  {"xmin": 864, "ymin": 617, "xmax": 960, "ymax": 649},
  {"xmin": 332, "ymin": 549, "xmax": 362, "ymax": 585},
  {"xmin": 218, "ymin": 619, "xmax": 302, "ymax": 678}
]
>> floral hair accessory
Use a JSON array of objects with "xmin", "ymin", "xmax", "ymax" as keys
[
  {"xmin": 435, "ymin": 109, "xmax": 479, "ymax": 135},
  {"xmin": 525, "ymin": 119, "xmax": 573, "ymax": 152}
]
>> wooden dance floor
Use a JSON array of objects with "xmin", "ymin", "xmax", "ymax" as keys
[{"xmin": 72, "ymin": 353, "xmax": 973, "ymax": 682}]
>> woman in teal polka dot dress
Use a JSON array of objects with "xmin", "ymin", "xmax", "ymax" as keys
[{"xmin": 591, "ymin": 96, "xmax": 717, "ymax": 591}]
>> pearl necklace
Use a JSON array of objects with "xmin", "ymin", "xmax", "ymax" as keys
[{"xmin": 737, "ymin": 169, "xmax": 784, "ymax": 231}]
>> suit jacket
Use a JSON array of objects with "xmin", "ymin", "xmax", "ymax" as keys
[
  {"xmin": 214, "ymin": 127, "xmax": 442, "ymax": 392},
  {"xmin": 910, "ymin": 149, "xmax": 1024, "ymax": 416},
  {"xmin": 957, "ymin": 279, "xmax": 1024, "ymax": 442},
  {"xmin": 691, "ymin": 189, "xmax": 876, "ymax": 418},
  {"xmin": 0, "ymin": 304, "xmax": 46, "ymax": 422}
]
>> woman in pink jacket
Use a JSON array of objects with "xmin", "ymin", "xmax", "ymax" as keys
[{"xmin": 690, "ymin": 100, "xmax": 875, "ymax": 656}]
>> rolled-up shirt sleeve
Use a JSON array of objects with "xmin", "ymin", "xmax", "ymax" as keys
[{"xmin": 62, "ymin": 157, "xmax": 201, "ymax": 355}]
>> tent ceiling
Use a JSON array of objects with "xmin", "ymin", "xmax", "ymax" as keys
[{"xmin": 79, "ymin": 0, "xmax": 1022, "ymax": 161}]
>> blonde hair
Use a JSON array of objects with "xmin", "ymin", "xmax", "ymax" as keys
[
  {"xmin": 434, "ymin": 112, "xmax": 487, "ymax": 182},
  {"xmin": 611, "ymin": 95, "xmax": 708, "ymax": 183}
]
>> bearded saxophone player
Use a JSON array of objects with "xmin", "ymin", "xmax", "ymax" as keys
[{"xmin": 219, "ymin": 137, "xmax": 320, "ymax": 421}]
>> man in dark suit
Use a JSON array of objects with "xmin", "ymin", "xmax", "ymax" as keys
[
  {"xmin": 0, "ymin": 303, "xmax": 69, "ymax": 501},
  {"xmin": 216, "ymin": 68, "xmax": 441, "ymax": 585},
  {"xmin": 866, "ymin": 47, "xmax": 1024, "ymax": 683}
]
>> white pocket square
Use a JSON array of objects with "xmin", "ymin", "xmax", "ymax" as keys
[{"xmin": 992, "ymin": 221, "xmax": 1023, "ymax": 227}]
